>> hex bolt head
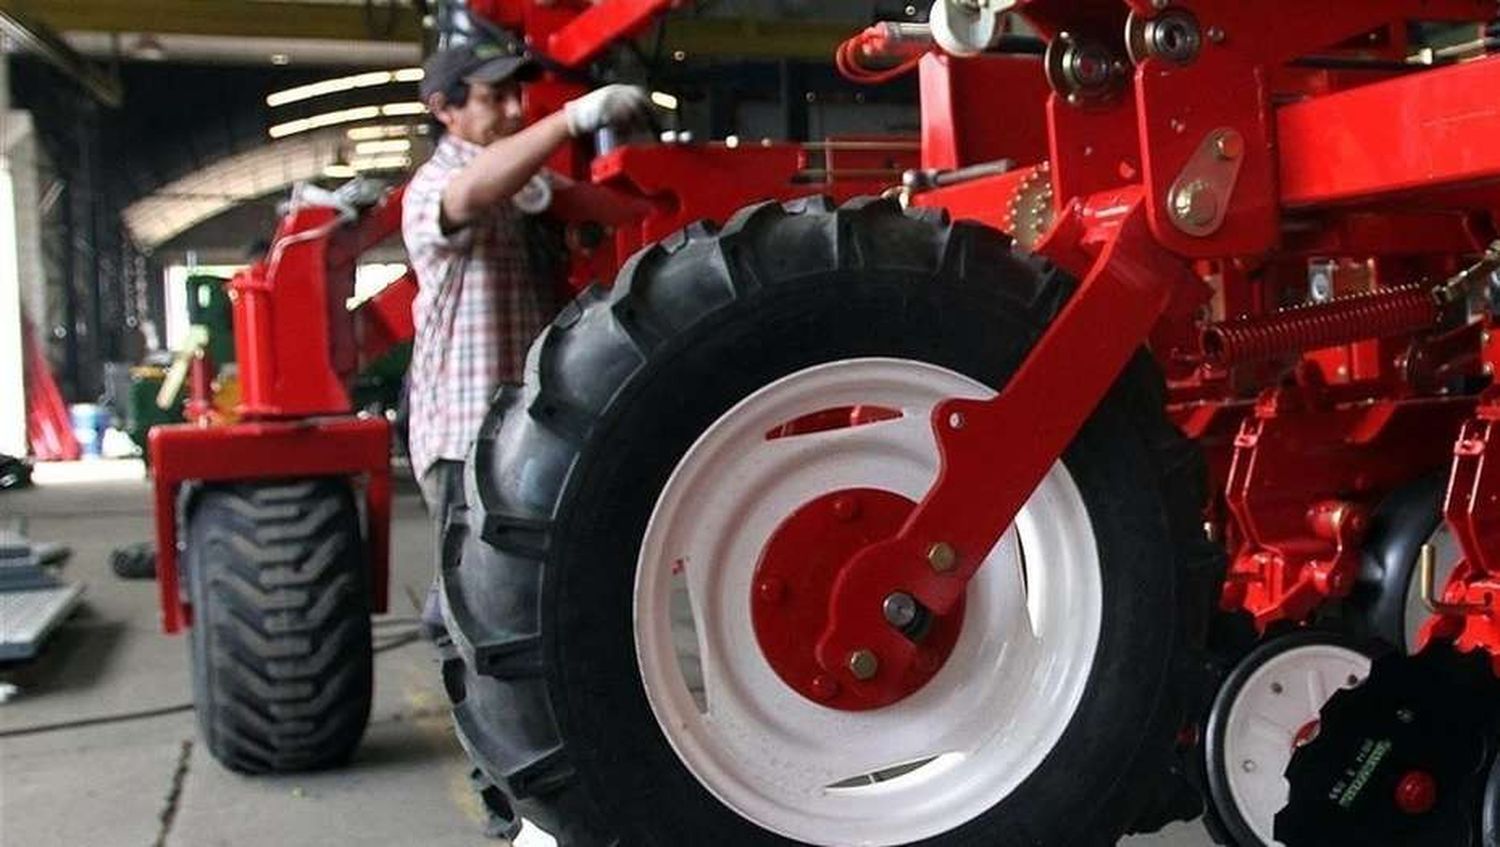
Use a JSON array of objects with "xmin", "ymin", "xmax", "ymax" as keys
[
  {"xmin": 927, "ymin": 542, "xmax": 957, "ymax": 573},
  {"xmin": 882, "ymin": 592, "xmax": 918, "ymax": 629},
  {"xmin": 848, "ymin": 649, "xmax": 880, "ymax": 681},
  {"xmin": 1171, "ymin": 180, "xmax": 1219, "ymax": 228}
]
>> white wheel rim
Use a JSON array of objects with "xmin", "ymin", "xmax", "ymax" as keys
[
  {"xmin": 1220, "ymin": 642, "xmax": 1371, "ymax": 846},
  {"xmin": 633, "ymin": 358, "xmax": 1104, "ymax": 846},
  {"xmin": 1403, "ymin": 525, "xmax": 1462, "ymax": 652}
]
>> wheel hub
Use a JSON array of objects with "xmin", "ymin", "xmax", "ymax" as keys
[{"xmin": 752, "ymin": 487, "xmax": 966, "ymax": 710}]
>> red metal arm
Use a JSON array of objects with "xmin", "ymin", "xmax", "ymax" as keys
[
  {"xmin": 546, "ymin": 0, "xmax": 678, "ymax": 68},
  {"xmin": 815, "ymin": 192, "xmax": 1201, "ymax": 697}
]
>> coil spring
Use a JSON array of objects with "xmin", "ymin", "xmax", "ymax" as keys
[{"xmin": 1202, "ymin": 284, "xmax": 1438, "ymax": 367}]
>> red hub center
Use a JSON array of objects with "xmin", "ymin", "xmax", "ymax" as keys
[
  {"xmin": 751, "ymin": 487, "xmax": 967, "ymax": 711},
  {"xmin": 1393, "ymin": 770, "xmax": 1438, "ymax": 816}
]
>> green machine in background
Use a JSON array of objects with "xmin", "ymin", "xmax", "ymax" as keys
[{"xmin": 123, "ymin": 274, "xmax": 410, "ymax": 458}]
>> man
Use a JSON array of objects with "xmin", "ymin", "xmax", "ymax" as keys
[{"xmin": 403, "ymin": 42, "xmax": 649, "ymax": 636}]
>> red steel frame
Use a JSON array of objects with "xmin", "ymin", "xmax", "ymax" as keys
[{"xmin": 791, "ymin": 1, "xmax": 1500, "ymax": 701}]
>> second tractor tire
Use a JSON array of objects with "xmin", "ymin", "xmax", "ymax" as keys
[{"xmin": 186, "ymin": 478, "xmax": 373, "ymax": 773}]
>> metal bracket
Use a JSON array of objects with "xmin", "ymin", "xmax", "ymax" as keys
[
  {"xmin": 1420, "ymin": 543, "xmax": 1491, "ymax": 615},
  {"xmin": 1167, "ymin": 128, "xmax": 1246, "ymax": 237}
]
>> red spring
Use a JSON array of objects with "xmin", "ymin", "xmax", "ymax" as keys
[{"xmin": 1202, "ymin": 284, "xmax": 1438, "ymax": 367}]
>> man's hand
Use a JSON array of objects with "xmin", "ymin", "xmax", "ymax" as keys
[{"xmin": 564, "ymin": 84, "xmax": 652, "ymax": 138}]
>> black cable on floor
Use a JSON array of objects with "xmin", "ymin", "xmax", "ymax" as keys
[
  {"xmin": 1, "ymin": 628, "xmax": 428, "ymax": 739},
  {"xmin": 0, "ymin": 702, "xmax": 194, "ymax": 739}
]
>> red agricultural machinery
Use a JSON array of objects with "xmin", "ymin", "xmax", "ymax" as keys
[{"xmin": 150, "ymin": 0, "xmax": 1500, "ymax": 844}]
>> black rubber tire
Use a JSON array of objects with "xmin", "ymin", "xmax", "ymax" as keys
[
  {"xmin": 186, "ymin": 478, "xmax": 373, "ymax": 773},
  {"xmin": 1201, "ymin": 630, "xmax": 1382, "ymax": 846},
  {"xmin": 1484, "ymin": 753, "xmax": 1499, "ymax": 847},
  {"xmin": 439, "ymin": 196, "xmax": 1223, "ymax": 846},
  {"xmin": 1350, "ymin": 474, "xmax": 1445, "ymax": 653}
]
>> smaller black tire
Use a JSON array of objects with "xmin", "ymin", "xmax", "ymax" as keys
[
  {"xmin": 1484, "ymin": 753, "xmax": 1499, "ymax": 847},
  {"xmin": 1203, "ymin": 630, "xmax": 1381, "ymax": 846},
  {"xmin": 1351, "ymin": 474, "xmax": 1450, "ymax": 653},
  {"xmin": 186, "ymin": 478, "xmax": 373, "ymax": 773}
]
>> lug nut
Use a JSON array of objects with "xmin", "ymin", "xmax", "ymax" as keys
[
  {"xmin": 882, "ymin": 592, "xmax": 918, "ymax": 629},
  {"xmin": 810, "ymin": 674, "xmax": 840, "ymax": 700},
  {"xmin": 927, "ymin": 542, "xmax": 957, "ymax": 573},
  {"xmin": 848, "ymin": 649, "xmax": 879, "ymax": 681},
  {"xmin": 757, "ymin": 578, "xmax": 786, "ymax": 603},
  {"xmin": 832, "ymin": 496, "xmax": 861, "ymax": 522}
]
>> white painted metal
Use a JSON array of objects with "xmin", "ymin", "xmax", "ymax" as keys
[
  {"xmin": 634, "ymin": 358, "xmax": 1104, "ymax": 846},
  {"xmin": 1220, "ymin": 642, "xmax": 1371, "ymax": 846}
]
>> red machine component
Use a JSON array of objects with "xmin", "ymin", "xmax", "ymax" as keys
[
  {"xmin": 782, "ymin": 0, "xmax": 1500, "ymax": 689},
  {"xmin": 752, "ymin": 488, "xmax": 966, "ymax": 711},
  {"xmin": 1429, "ymin": 390, "xmax": 1500, "ymax": 672},
  {"xmin": 1222, "ymin": 386, "xmax": 1475, "ymax": 629},
  {"xmin": 149, "ymin": 187, "xmax": 412, "ymax": 632},
  {"xmin": 1202, "ymin": 284, "xmax": 1439, "ymax": 367}
]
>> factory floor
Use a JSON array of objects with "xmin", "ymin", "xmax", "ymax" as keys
[{"xmin": 0, "ymin": 461, "xmax": 1214, "ymax": 847}]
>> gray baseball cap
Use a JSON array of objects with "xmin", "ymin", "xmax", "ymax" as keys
[{"xmin": 419, "ymin": 42, "xmax": 540, "ymax": 102}]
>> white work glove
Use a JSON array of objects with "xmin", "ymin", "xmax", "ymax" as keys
[{"xmin": 564, "ymin": 84, "xmax": 652, "ymax": 138}]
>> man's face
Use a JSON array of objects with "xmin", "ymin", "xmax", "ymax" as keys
[{"xmin": 434, "ymin": 80, "xmax": 524, "ymax": 145}]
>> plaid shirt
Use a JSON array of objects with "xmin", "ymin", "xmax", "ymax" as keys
[{"xmin": 402, "ymin": 135, "xmax": 552, "ymax": 480}]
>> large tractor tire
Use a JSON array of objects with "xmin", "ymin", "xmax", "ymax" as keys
[
  {"xmin": 439, "ymin": 197, "xmax": 1221, "ymax": 845},
  {"xmin": 186, "ymin": 478, "xmax": 373, "ymax": 773}
]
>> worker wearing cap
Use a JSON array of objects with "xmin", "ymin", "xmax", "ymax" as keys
[{"xmin": 403, "ymin": 43, "xmax": 649, "ymax": 638}]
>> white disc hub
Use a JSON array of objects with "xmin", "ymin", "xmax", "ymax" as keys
[
  {"xmin": 634, "ymin": 358, "xmax": 1104, "ymax": 846},
  {"xmin": 1219, "ymin": 642, "xmax": 1372, "ymax": 846}
]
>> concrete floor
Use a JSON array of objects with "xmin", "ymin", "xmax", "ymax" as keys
[{"xmin": 0, "ymin": 461, "xmax": 1215, "ymax": 847}]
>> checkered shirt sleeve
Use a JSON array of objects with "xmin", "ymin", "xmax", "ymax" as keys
[{"xmin": 402, "ymin": 136, "xmax": 553, "ymax": 480}]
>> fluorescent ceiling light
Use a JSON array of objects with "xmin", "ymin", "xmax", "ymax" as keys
[
  {"xmin": 349, "ymin": 154, "xmax": 411, "ymax": 171},
  {"xmin": 347, "ymin": 124, "xmax": 413, "ymax": 141},
  {"xmin": 380, "ymin": 102, "xmax": 425, "ymax": 116},
  {"xmin": 269, "ymin": 103, "xmax": 422, "ymax": 139},
  {"xmin": 650, "ymin": 91, "xmax": 679, "ymax": 110},
  {"xmin": 266, "ymin": 68, "xmax": 422, "ymax": 107},
  {"xmin": 353, "ymin": 139, "xmax": 411, "ymax": 155},
  {"xmin": 323, "ymin": 164, "xmax": 357, "ymax": 179}
]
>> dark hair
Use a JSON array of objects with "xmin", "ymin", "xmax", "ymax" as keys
[{"xmin": 427, "ymin": 79, "xmax": 470, "ymax": 137}]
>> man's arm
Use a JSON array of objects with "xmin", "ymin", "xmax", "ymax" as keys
[
  {"xmin": 441, "ymin": 110, "xmax": 570, "ymax": 230},
  {"xmin": 441, "ymin": 84, "xmax": 650, "ymax": 231}
]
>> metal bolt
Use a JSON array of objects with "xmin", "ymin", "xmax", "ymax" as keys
[
  {"xmin": 948, "ymin": 412, "xmax": 965, "ymax": 430},
  {"xmin": 810, "ymin": 674, "xmax": 840, "ymax": 700},
  {"xmin": 1207, "ymin": 26, "xmax": 1226, "ymax": 43},
  {"xmin": 882, "ymin": 592, "xmax": 919, "ymax": 629},
  {"xmin": 1171, "ymin": 180, "xmax": 1219, "ymax": 228},
  {"xmin": 1241, "ymin": 759, "xmax": 1257, "ymax": 773},
  {"xmin": 927, "ymin": 542, "xmax": 957, "ymax": 573},
  {"xmin": 848, "ymin": 649, "xmax": 880, "ymax": 681},
  {"xmin": 1213, "ymin": 130, "xmax": 1245, "ymax": 161},
  {"xmin": 1271, "ymin": 682, "xmax": 1285, "ymax": 695},
  {"xmin": 1397, "ymin": 708, "xmax": 1416, "ymax": 724}
]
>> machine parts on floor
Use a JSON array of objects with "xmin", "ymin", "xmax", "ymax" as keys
[
  {"xmin": 1278, "ymin": 643, "xmax": 1500, "ymax": 846},
  {"xmin": 109, "ymin": 542, "xmax": 157, "ymax": 580},
  {"xmin": 0, "ymin": 528, "xmax": 82, "ymax": 661}
]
